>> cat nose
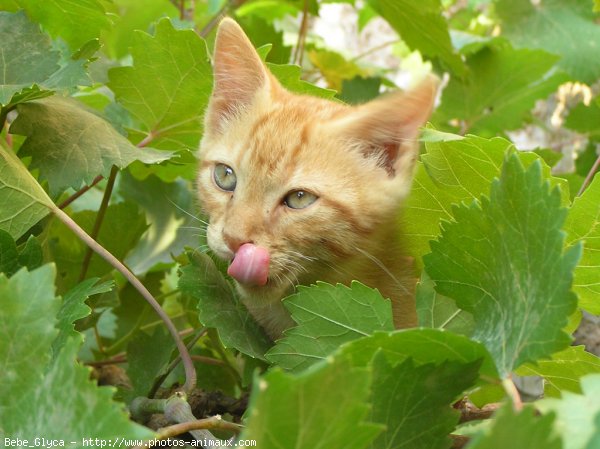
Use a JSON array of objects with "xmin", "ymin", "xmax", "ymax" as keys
[{"xmin": 222, "ymin": 230, "xmax": 252, "ymax": 253}]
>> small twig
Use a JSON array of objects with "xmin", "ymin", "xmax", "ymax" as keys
[
  {"xmin": 457, "ymin": 402, "xmax": 500, "ymax": 423},
  {"xmin": 450, "ymin": 434, "xmax": 470, "ymax": 449},
  {"xmin": 86, "ymin": 353, "xmax": 127, "ymax": 367},
  {"xmin": 198, "ymin": 0, "xmax": 244, "ymax": 38},
  {"xmin": 78, "ymin": 165, "xmax": 119, "ymax": 282},
  {"xmin": 53, "ymin": 208, "xmax": 197, "ymax": 392},
  {"xmin": 58, "ymin": 174, "xmax": 104, "ymax": 209},
  {"xmin": 158, "ymin": 415, "xmax": 243, "ymax": 439},
  {"xmin": 293, "ymin": 0, "xmax": 310, "ymax": 66},
  {"xmin": 350, "ymin": 39, "xmax": 400, "ymax": 62},
  {"xmin": 577, "ymin": 153, "xmax": 600, "ymax": 197},
  {"xmin": 502, "ymin": 376, "xmax": 523, "ymax": 411},
  {"xmin": 148, "ymin": 328, "xmax": 207, "ymax": 398}
]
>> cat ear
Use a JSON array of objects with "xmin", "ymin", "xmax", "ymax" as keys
[
  {"xmin": 329, "ymin": 76, "xmax": 438, "ymax": 177},
  {"xmin": 206, "ymin": 18, "xmax": 277, "ymax": 132}
]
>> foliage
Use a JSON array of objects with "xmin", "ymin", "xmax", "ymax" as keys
[{"xmin": 1, "ymin": 0, "xmax": 600, "ymax": 447}]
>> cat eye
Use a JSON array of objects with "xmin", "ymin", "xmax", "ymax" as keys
[
  {"xmin": 213, "ymin": 163, "xmax": 237, "ymax": 191},
  {"xmin": 283, "ymin": 190, "xmax": 318, "ymax": 209}
]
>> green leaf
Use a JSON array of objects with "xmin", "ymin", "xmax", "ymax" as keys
[
  {"xmin": 466, "ymin": 404, "xmax": 561, "ymax": 449},
  {"xmin": 537, "ymin": 374, "xmax": 600, "ymax": 449},
  {"xmin": 48, "ymin": 201, "xmax": 148, "ymax": 290},
  {"xmin": 265, "ymin": 281, "xmax": 395, "ymax": 372},
  {"xmin": 366, "ymin": 0, "xmax": 464, "ymax": 74},
  {"xmin": 241, "ymin": 358, "xmax": 382, "ymax": 448},
  {"xmin": 268, "ymin": 63, "xmax": 337, "ymax": 98},
  {"xmin": 0, "ymin": 141, "xmax": 54, "ymax": 240},
  {"xmin": 52, "ymin": 278, "xmax": 114, "ymax": 361},
  {"xmin": 0, "ymin": 265, "xmax": 60, "ymax": 402},
  {"xmin": 424, "ymin": 155, "xmax": 579, "ymax": 377},
  {"xmin": 369, "ymin": 355, "xmax": 481, "ymax": 449},
  {"xmin": 237, "ymin": 15, "xmax": 292, "ymax": 64},
  {"xmin": 308, "ymin": 49, "xmax": 366, "ymax": 91},
  {"xmin": 118, "ymin": 171, "xmax": 198, "ymax": 275},
  {"xmin": 416, "ymin": 270, "xmax": 474, "ymax": 336},
  {"xmin": 496, "ymin": 0, "xmax": 600, "ymax": 83},
  {"xmin": 0, "ymin": 11, "xmax": 91, "ymax": 107},
  {"xmin": 435, "ymin": 40, "xmax": 567, "ymax": 135},
  {"xmin": 17, "ymin": 0, "xmax": 111, "ymax": 51},
  {"xmin": 0, "ymin": 230, "xmax": 42, "ymax": 276},
  {"xmin": 339, "ymin": 76, "xmax": 382, "ymax": 105},
  {"xmin": 11, "ymin": 96, "xmax": 172, "ymax": 195},
  {"xmin": 108, "ymin": 18, "xmax": 212, "ymax": 152},
  {"xmin": 402, "ymin": 134, "xmax": 569, "ymax": 269},
  {"xmin": 565, "ymin": 175, "xmax": 600, "ymax": 314},
  {"xmin": 7, "ymin": 336, "xmax": 154, "ymax": 442},
  {"xmin": 517, "ymin": 346, "xmax": 600, "ymax": 398},
  {"xmin": 340, "ymin": 329, "xmax": 497, "ymax": 380},
  {"xmin": 565, "ymin": 98, "xmax": 600, "ymax": 139},
  {"xmin": 126, "ymin": 327, "xmax": 174, "ymax": 398},
  {"xmin": 178, "ymin": 251, "xmax": 272, "ymax": 360}
]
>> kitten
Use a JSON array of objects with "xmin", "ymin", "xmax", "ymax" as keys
[{"xmin": 197, "ymin": 18, "xmax": 437, "ymax": 340}]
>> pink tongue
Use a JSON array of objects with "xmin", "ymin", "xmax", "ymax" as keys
[{"xmin": 227, "ymin": 243, "xmax": 270, "ymax": 286}]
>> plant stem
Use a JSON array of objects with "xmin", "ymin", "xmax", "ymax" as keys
[
  {"xmin": 198, "ymin": 0, "xmax": 247, "ymax": 38},
  {"xmin": 53, "ymin": 207, "xmax": 197, "ymax": 392},
  {"xmin": 577, "ymin": 153, "xmax": 600, "ymax": 197},
  {"xmin": 58, "ymin": 174, "xmax": 104, "ymax": 209},
  {"xmin": 147, "ymin": 327, "xmax": 207, "ymax": 398},
  {"xmin": 293, "ymin": 0, "xmax": 310, "ymax": 66},
  {"xmin": 350, "ymin": 39, "xmax": 400, "ymax": 62},
  {"xmin": 78, "ymin": 165, "xmax": 119, "ymax": 282},
  {"xmin": 501, "ymin": 377, "xmax": 523, "ymax": 411}
]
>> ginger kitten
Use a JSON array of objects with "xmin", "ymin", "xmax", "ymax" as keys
[{"xmin": 197, "ymin": 18, "xmax": 437, "ymax": 340}]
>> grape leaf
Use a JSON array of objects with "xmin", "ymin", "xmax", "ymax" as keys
[
  {"xmin": 517, "ymin": 346, "xmax": 600, "ymax": 398},
  {"xmin": 7, "ymin": 336, "xmax": 154, "ymax": 443},
  {"xmin": 565, "ymin": 98, "xmax": 600, "ymax": 140},
  {"xmin": 340, "ymin": 329, "xmax": 497, "ymax": 379},
  {"xmin": 467, "ymin": 404, "xmax": 561, "ymax": 449},
  {"xmin": 52, "ymin": 278, "xmax": 114, "ymax": 361},
  {"xmin": 0, "ymin": 230, "xmax": 42, "ymax": 276},
  {"xmin": 564, "ymin": 175, "xmax": 600, "ymax": 314},
  {"xmin": 268, "ymin": 63, "xmax": 337, "ymax": 98},
  {"xmin": 370, "ymin": 355, "xmax": 481, "ymax": 449},
  {"xmin": 10, "ymin": 96, "xmax": 172, "ymax": 195},
  {"xmin": 108, "ymin": 18, "xmax": 212, "ymax": 152},
  {"xmin": 126, "ymin": 327, "xmax": 174, "ymax": 398},
  {"xmin": 241, "ymin": 358, "xmax": 382, "ymax": 448},
  {"xmin": 119, "ymin": 171, "xmax": 199, "ymax": 275},
  {"xmin": 17, "ymin": 0, "xmax": 111, "ymax": 51},
  {"xmin": 366, "ymin": 0, "xmax": 464, "ymax": 74},
  {"xmin": 496, "ymin": 0, "xmax": 600, "ymax": 83},
  {"xmin": 537, "ymin": 374, "xmax": 600, "ymax": 449},
  {"xmin": 402, "ymin": 134, "xmax": 569, "ymax": 269},
  {"xmin": 0, "ymin": 265, "xmax": 60, "ymax": 405},
  {"xmin": 0, "ymin": 141, "xmax": 54, "ymax": 240},
  {"xmin": 178, "ymin": 251, "xmax": 272, "ymax": 360},
  {"xmin": 416, "ymin": 270, "xmax": 474, "ymax": 336},
  {"xmin": 0, "ymin": 11, "xmax": 95, "ymax": 109},
  {"xmin": 339, "ymin": 76, "xmax": 382, "ymax": 105},
  {"xmin": 308, "ymin": 49, "xmax": 366, "ymax": 90},
  {"xmin": 265, "ymin": 281, "xmax": 395, "ymax": 372},
  {"xmin": 424, "ymin": 155, "xmax": 580, "ymax": 377},
  {"xmin": 435, "ymin": 39, "xmax": 567, "ymax": 135}
]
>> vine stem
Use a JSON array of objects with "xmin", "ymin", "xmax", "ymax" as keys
[
  {"xmin": 501, "ymin": 377, "xmax": 523, "ymax": 411},
  {"xmin": 78, "ymin": 165, "xmax": 119, "ymax": 282},
  {"xmin": 52, "ymin": 207, "xmax": 197, "ymax": 392},
  {"xmin": 293, "ymin": 0, "xmax": 310, "ymax": 66},
  {"xmin": 577, "ymin": 153, "xmax": 600, "ymax": 197}
]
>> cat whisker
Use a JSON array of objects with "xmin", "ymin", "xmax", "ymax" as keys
[{"xmin": 166, "ymin": 197, "xmax": 209, "ymax": 225}]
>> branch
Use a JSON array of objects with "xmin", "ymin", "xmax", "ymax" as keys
[
  {"xmin": 577, "ymin": 153, "xmax": 600, "ymax": 197},
  {"xmin": 502, "ymin": 376, "xmax": 523, "ymax": 411},
  {"xmin": 52, "ymin": 207, "xmax": 197, "ymax": 392},
  {"xmin": 78, "ymin": 165, "xmax": 118, "ymax": 282},
  {"xmin": 58, "ymin": 174, "xmax": 104, "ymax": 209},
  {"xmin": 293, "ymin": 0, "xmax": 310, "ymax": 66}
]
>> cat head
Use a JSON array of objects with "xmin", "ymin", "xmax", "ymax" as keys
[{"xmin": 197, "ymin": 18, "xmax": 437, "ymax": 302}]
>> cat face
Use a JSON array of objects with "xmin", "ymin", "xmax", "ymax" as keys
[{"xmin": 197, "ymin": 19, "xmax": 436, "ymax": 305}]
